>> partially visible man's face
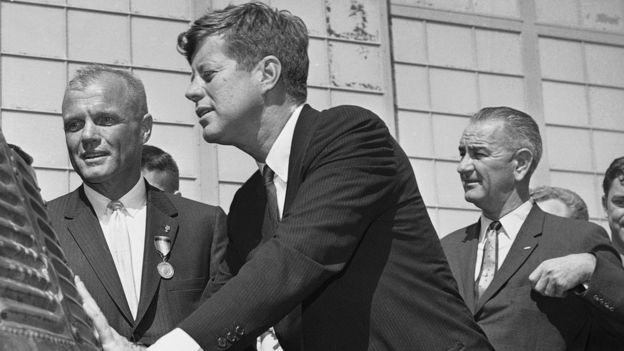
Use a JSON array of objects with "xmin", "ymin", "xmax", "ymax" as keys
[
  {"xmin": 142, "ymin": 169, "xmax": 179, "ymax": 195},
  {"xmin": 603, "ymin": 177, "xmax": 624, "ymax": 252},
  {"xmin": 536, "ymin": 198, "xmax": 574, "ymax": 219},
  {"xmin": 457, "ymin": 120, "xmax": 518, "ymax": 216},
  {"xmin": 184, "ymin": 35, "xmax": 264, "ymax": 147},
  {"xmin": 62, "ymin": 75, "xmax": 149, "ymax": 190}
]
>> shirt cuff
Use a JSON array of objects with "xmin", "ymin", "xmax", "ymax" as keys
[{"xmin": 148, "ymin": 328, "xmax": 202, "ymax": 351}]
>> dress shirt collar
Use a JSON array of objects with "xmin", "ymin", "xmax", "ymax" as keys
[
  {"xmin": 257, "ymin": 104, "xmax": 304, "ymax": 181},
  {"xmin": 83, "ymin": 177, "xmax": 147, "ymax": 218},
  {"xmin": 479, "ymin": 200, "xmax": 533, "ymax": 243}
]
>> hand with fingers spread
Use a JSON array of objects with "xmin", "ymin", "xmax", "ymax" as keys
[
  {"xmin": 528, "ymin": 253, "xmax": 596, "ymax": 298},
  {"xmin": 74, "ymin": 276, "xmax": 147, "ymax": 351}
]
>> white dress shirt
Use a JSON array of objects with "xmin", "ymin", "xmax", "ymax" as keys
[
  {"xmin": 474, "ymin": 200, "xmax": 533, "ymax": 279},
  {"xmin": 84, "ymin": 177, "xmax": 147, "ymax": 318},
  {"xmin": 149, "ymin": 105, "xmax": 304, "ymax": 351}
]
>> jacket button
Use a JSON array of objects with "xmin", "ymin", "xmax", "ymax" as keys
[
  {"xmin": 226, "ymin": 331, "xmax": 238, "ymax": 343},
  {"xmin": 235, "ymin": 325, "xmax": 245, "ymax": 336},
  {"xmin": 217, "ymin": 336, "xmax": 228, "ymax": 348}
]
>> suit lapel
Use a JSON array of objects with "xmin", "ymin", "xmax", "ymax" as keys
[
  {"xmin": 273, "ymin": 105, "xmax": 316, "ymax": 343},
  {"xmin": 283, "ymin": 104, "xmax": 317, "ymax": 214},
  {"xmin": 475, "ymin": 206, "xmax": 544, "ymax": 313},
  {"xmin": 64, "ymin": 187, "xmax": 134, "ymax": 323},
  {"xmin": 457, "ymin": 223, "xmax": 480, "ymax": 313},
  {"xmin": 134, "ymin": 187, "xmax": 179, "ymax": 326}
]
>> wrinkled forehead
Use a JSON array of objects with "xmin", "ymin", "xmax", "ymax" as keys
[
  {"xmin": 459, "ymin": 120, "xmax": 506, "ymax": 146},
  {"xmin": 63, "ymin": 76, "xmax": 136, "ymax": 114}
]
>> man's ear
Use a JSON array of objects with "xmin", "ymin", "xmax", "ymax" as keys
[
  {"xmin": 141, "ymin": 113, "xmax": 153, "ymax": 144},
  {"xmin": 602, "ymin": 194, "xmax": 608, "ymax": 212},
  {"xmin": 256, "ymin": 55, "xmax": 281, "ymax": 93},
  {"xmin": 513, "ymin": 148, "xmax": 534, "ymax": 182}
]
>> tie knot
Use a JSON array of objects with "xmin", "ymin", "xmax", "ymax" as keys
[
  {"xmin": 488, "ymin": 220, "xmax": 501, "ymax": 232},
  {"xmin": 108, "ymin": 200, "xmax": 125, "ymax": 212},
  {"xmin": 262, "ymin": 165, "xmax": 275, "ymax": 185}
]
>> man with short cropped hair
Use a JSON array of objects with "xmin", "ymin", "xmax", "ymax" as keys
[
  {"xmin": 442, "ymin": 106, "xmax": 624, "ymax": 351},
  {"xmin": 48, "ymin": 65, "xmax": 227, "ymax": 346},
  {"xmin": 141, "ymin": 145, "xmax": 181, "ymax": 195}
]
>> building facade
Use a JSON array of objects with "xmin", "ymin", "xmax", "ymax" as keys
[{"xmin": 1, "ymin": 0, "xmax": 622, "ymax": 235}]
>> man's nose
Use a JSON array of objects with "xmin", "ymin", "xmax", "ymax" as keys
[
  {"xmin": 81, "ymin": 120, "xmax": 100, "ymax": 148},
  {"xmin": 185, "ymin": 78, "xmax": 204, "ymax": 103},
  {"xmin": 457, "ymin": 154, "xmax": 473, "ymax": 174}
]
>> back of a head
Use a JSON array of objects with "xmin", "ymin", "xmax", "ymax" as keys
[
  {"xmin": 141, "ymin": 145, "xmax": 180, "ymax": 194},
  {"xmin": 177, "ymin": 1, "xmax": 309, "ymax": 104},
  {"xmin": 531, "ymin": 185, "xmax": 589, "ymax": 221},
  {"xmin": 603, "ymin": 156, "xmax": 624, "ymax": 196},
  {"xmin": 471, "ymin": 106, "xmax": 543, "ymax": 175},
  {"xmin": 65, "ymin": 64, "xmax": 148, "ymax": 118}
]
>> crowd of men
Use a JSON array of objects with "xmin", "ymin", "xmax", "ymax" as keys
[{"xmin": 9, "ymin": 2, "xmax": 624, "ymax": 350}]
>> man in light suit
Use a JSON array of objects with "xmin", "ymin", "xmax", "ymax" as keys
[
  {"xmin": 48, "ymin": 65, "xmax": 227, "ymax": 346},
  {"xmin": 78, "ymin": 2, "xmax": 493, "ymax": 351},
  {"xmin": 442, "ymin": 106, "xmax": 624, "ymax": 350}
]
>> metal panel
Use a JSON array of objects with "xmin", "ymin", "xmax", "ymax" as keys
[{"xmin": 0, "ymin": 131, "xmax": 100, "ymax": 350}]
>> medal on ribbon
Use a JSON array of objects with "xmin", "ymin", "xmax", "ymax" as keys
[{"xmin": 154, "ymin": 235, "xmax": 174, "ymax": 279}]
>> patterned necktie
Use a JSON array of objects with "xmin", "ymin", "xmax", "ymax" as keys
[
  {"xmin": 261, "ymin": 165, "xmax": 280, "ymax": 241},
  {"xmin": 475, "ymin": 220, "xmax": 502, "ymax": 300},
  {"xmin": 107, "ymin": 200, "xmax": 139, "ymax": 318}
]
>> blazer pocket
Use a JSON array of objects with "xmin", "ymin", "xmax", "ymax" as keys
[{"xmin": 167, "ymin": 278, "xmax": 207, "ymax": 322}]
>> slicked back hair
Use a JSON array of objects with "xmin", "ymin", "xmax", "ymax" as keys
[
  {"xmin": 603, "ymin": 156, "xmax": 624, "ymax": 197},
  {"xmin": 177, "ymin": 1, "xmax": 309, "ymax": 104},
  {"xmin": 65, "ymin": 64, "xmax": 148, "ymax": 118},
  {"xmin": 470, "ymin": 106, "xmax": 543, "ymax": 175}
]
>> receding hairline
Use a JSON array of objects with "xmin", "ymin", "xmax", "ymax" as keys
[{"xmin": 63, "ymin": 71, "xmax": 148, "ymax": 118}]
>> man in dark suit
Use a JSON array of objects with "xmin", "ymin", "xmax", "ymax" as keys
[
  {"xmin": 442, "ymin": 106, "xmax": 624, "ymax": 350},
  {"xmin": 78, "ymin": 2, "xmax": 493, "ymax": 351},
  {"xmin": 48, "ymin": 65, "xmax": 227, "ymax": 346}
]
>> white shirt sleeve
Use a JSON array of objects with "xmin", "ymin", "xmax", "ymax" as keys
[{"xmin": 148, "ymin": 328, "xmax": 202, "ymax": 351}]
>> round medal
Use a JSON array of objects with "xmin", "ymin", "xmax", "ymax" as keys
[{"xmin": 157, "ymin": 261, "xmax": 174, "ymax": 279}]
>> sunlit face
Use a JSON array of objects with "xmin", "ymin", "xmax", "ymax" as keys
[
  {"xmin": 62, "ymin": 75, "xmax": 150, "ymax": 190},
  {"xmin": 536, "ymin": 198, "xmax": 574, "ymax": 219},
  {"xmin": 185, "ymin": 35, "xmax": 264, "ymax": 147},
  {"xmin": 603, "ymin": 177, "xmax": 624, "ymax": 253},
  {"xmin": 457, "ymin": 120, "xmax": 518, "ymax": 216}
]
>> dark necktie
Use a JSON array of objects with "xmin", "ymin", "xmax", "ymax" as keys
[
  {"xmin": 475, "ymin": 220, "xmax": 501, "ymax": 300},
  {"xmin": 261, "ymin": 165, "xmax": 280, "ymax": 241}
]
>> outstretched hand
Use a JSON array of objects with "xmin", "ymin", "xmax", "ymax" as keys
[
  {"xmin": 74, "ymin": 276, "xmax": 147, "ymax": 351},
  {"xmin": 528, "ymin": 253, "xmax": 596, "ymax": 298}
]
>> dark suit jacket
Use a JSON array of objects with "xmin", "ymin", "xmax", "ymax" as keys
[
  {"xmin": 179, "ymin": 105, "xmax": 493, "ymax": 351},
  {"xmin": 442, "ymin": 205, "xmax": 624, "ymax": 351},
  {"xmin": 47, "ymin": 182, "xmax": 227, "ymax": 345}
]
